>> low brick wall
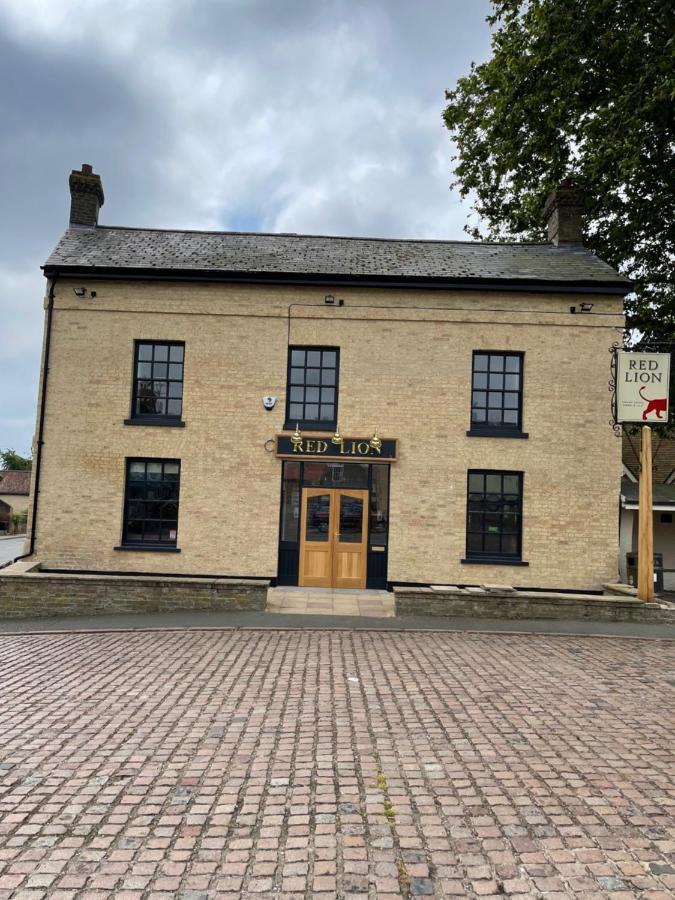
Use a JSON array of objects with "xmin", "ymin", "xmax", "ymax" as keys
[
  {"xmin": 0, "ymin": 564, "xmax": 269, "ymax": 620},
  {"xmin": 394, "ymin": 586, "xmax": 675, "ymax": 624}
]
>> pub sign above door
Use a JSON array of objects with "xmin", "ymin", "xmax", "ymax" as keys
[{"xmin": 275, "ymin": 434, "xmax": 397, "ymax": 460}]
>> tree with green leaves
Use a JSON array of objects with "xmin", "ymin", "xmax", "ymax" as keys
[
  {"xmin": 0, "ymin": 449, "xmax": 32, "ymax": 471},
  {"xmin": 443, "ymin": 0, "xmax": 674, "ymax": 343}
]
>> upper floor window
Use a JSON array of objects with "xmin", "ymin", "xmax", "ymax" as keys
[
  {"xmin": 469, "ymin": 351, "xmax": 525, "ymax": 436},
  {"xmin": 285, "ymin": 347, "xmax": 339, "ymax": 430},
  {"xmin": 121, "ymin": 458, "xmax": 181, "ymax": 548},
  {"xmin": 129, "ymin": 341, "xmax": 185, "ymax": 425}
]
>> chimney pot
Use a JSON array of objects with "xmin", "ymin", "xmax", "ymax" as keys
[
  {"xmin": 543, "ymin": 179, "xmax": 583, "ymax": 245},
  {"xmin": 68, "ymin": 164, "xmax": 104, "ymax": 227}
]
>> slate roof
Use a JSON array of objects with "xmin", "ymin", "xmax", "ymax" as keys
[
  {"xmin": 43, "ymin": 226, "xmax": 630, "ymax": 289},
  {"xmin": 621, "ymin": 477, "xmax": 675, "ymax": 507},
  {"xmin": 0, "ymin": 470, "xmax": 31, "ymax": 495}
]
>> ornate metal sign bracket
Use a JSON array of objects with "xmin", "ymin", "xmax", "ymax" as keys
[{"xmin": 608, "ymin": 342, "xmax": 622, "ymax": 436}]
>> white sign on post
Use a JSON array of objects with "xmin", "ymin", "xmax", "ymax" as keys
[{"xmin": 616, "ymin": 351, "xmax": 671, "ymax": 423}]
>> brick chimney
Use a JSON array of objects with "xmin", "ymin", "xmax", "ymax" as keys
[
  {"xmin": 68, "ymin": 163, "xmax": 104, "ymax": 227},
  {"xmin": 543, "ymin": 178, "xmax": 583, "ymax": 245}
]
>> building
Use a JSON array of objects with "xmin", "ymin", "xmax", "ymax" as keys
[
  {"xmin": 0, "ymin": 470, "xmax": 30, "ymax": 533},
  {"xmin": 25, "ymin": 165, "xmax": 630, "ymax": 592},
  {"xmin": 621, "ymin": 434, "xmax": 675, "ymax": 591}
]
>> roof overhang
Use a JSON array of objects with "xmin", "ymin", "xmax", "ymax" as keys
[
  {"xmin": 621, "ymin": 494, "xmax": 675, "ymax": 511},
  {"xmin": 42, "ymin": 265, "xmax": 632, "ymax": 295}
]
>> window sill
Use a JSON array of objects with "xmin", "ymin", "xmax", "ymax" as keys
[
  {"xmin": 124, "ymin": 417, "xmax": 186, "ymax": 428},
  {"xmin": 461, "ymin": 557, "xmax": 529, "ymax": 566},
  {"xmin": 283, "ymin": 423, "xmax": 335, "ymax": 433},
  {"xmin": 466, "ymin": 428, "xmax": 528, "ymax": 439},
  {"xmin": 114, "ymin": 545, "xmax": 181, "ymax": 553}
]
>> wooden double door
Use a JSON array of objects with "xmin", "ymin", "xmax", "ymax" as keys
[{"xmin": 299, "ymin": 488, "xmax": 368, "ymax": 588}]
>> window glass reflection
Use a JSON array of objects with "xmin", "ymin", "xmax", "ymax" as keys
[
  {"xmin": 303, "ymin": 463, "xmax": 368, "ymax": 489},
  {"xmin": 339, "ymin": 496, "xmax": 363, "ymax": 543},
  {"xmin": 370, "ymin": 465, "xmax": 389, "ymax": 547},
  {"xmin": 306, "ymin": 495, "xmax": 330, "ymax": 541},
  {"xmin": 280, "ymin": 462, "xmax": 300, "ymax": 542}
]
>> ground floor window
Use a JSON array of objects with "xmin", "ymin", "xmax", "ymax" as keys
[
  {"xmin": 466, "ymin": 470, "xmax": 523, "ymax": 561},
  {"xmin": 122, "ymin": 458, "xmax": 181, "ymax": 547}
]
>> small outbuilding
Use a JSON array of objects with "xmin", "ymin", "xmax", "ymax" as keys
[{"xmin": 0, "ymin": 470, "xmax": 30, "ymax": 534}]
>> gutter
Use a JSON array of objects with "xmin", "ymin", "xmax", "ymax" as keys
[
  {"xmin": 9, "ymin": 274, "xmax": 58, "ymax": 566},
  {"xmin": 41, "ymin": 265, "xmax": 633, "ymax": 296}
]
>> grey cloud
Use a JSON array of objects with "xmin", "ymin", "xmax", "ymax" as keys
[{"xmin": 0, "ymin": 0, "xmax": 492, "ymax": 452}]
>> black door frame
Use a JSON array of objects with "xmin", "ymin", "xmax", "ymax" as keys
[{"xmin": 276, "ymin": 460, "xmax": 390, "ymax": 588}]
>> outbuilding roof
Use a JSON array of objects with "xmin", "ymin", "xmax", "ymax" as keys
[
  {"xmin": 623, "ymin": 434, "xmax": 675, "ymax": 485},
  {"xmin": 621, "ymin": 477, "xmax": 675, "ymax": 508},
  {"xmin": 43, "ymin": 226, "xmax": 630, "ymax": 291},
  {"xmin": 0, "ymin": 470, "xmax": 31, "ymax": 495}
]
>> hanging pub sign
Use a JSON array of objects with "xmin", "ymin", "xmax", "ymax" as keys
[
  {"xmin": 616, "ymin": 351, "xmax": 671, "ymax": 423},
  {"xmin": 275, "ymin": 434, "xmax": 397, "ymax": 460}
]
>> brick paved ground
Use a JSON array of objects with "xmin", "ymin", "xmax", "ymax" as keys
[{"xmin": 0, "ymin": 629, "xmax": 674, "ymax": 899}]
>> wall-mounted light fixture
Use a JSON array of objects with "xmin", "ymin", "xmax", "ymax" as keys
[
  {"xmin": 324, "ymin": 294, "xmax": 344, "ymax": 307},
  {"xmin": 73, "ymin": 287, "xmax": 86, "ymax": 297},
  {"xmin": 369, "ymin": 429, "xmax": 382, "ymax": 451},
  {"xmin": 580, "ymin": 302, "xmax": 594, "ymax": 312},
  {"xmin": 331, "ymin": 424, "xmax": 343, "ymax": 445},
  {"xmin": 290, "ymin": 424, "xmax": 303, "ymax": 448}
]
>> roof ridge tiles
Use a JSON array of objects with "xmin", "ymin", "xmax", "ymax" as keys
[{"xmin": 89, "ymin": 224, "xmax": 553, "ymax": 249}]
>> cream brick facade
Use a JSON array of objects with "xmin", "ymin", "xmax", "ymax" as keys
[{"xmin": 30, "ymin": 276, "xmax": 624, "ymax": 590}]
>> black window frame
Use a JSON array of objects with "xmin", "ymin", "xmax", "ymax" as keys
[
  {"xmin": 284, "ymin": 346, "xmax": 340, "ymax": 431},
  {"xmin": 118, "ymin": 457, "xmax": 181, "ymax": 551},
  {"xmin": 462, "ymin": 469, "xmax": 526, "ymax": 565},
  {"xmin": 467, "ymin": 350, "xmax": 527, "ymax": 438},
  {"xmin": 125, "ymin": 340, "xmax": 186, "ymax": 427}
]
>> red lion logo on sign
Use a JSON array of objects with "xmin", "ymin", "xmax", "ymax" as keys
[{"xmin": 640, "ymin": 386, "xmax": 668, "ymax": 420}]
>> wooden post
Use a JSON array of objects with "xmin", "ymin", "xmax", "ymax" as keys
[{"xmin": 637, "ymin": 426, "xmax": 654, "ymax": 602}]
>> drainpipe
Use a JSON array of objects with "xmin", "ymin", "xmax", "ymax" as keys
[{"xmin": 7, "ymin": 273, "xmax": 58, "ymax": 566}]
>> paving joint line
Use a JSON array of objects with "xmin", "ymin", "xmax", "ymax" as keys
[{"xmin": 1, "ymin": 623, "xmax": 675, "ymax": 644}]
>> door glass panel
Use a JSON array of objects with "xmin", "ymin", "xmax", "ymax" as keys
[
  {"xmin": 306, "ymin": 495, "xmax": 330, "ymax": 541},
  {"xmin": 339, "ymin": 495, "xmax": 363, "ymax": 543}
]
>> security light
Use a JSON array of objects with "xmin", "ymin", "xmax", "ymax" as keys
[
  {"xmin": 73, "ymin": 287, "xmax": 86, "ymax": 297},
  {"xmin": 580, "ymin": 302, "xmax": 594, "ymax": 312}
]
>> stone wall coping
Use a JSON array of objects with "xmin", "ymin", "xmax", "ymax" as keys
[
  {"xmin": 0, "ymin": 561, "xmax": 38, "ymax": 575},
  {"xmin": 393, "ymin": 586, "xmax": 646, "ymax": 607},
  {"xmin": 602, "ymin": 582, "xmax": 639, "ymax": 597},
  {"xmin": 0, "ymin": 568, "xmax": 270, "ymax": 589}
]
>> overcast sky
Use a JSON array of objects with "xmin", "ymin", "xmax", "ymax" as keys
[{"xmin": 0, "ymin": 0, "xmax": 492, "ymax": 456}]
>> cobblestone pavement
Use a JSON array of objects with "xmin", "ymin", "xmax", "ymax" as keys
[{"xmin": 1, "ymin": 629, "xmax": 674, "ymax": 899}]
